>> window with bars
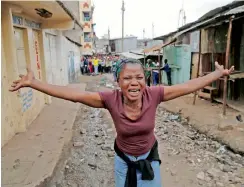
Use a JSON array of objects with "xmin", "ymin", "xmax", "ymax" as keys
[
  {"xmin": 83, "ymin": 12, "xmax": 90, "ymax": 21},
  {"xmin": 84, "ymin": 32, "xmax": 91, "ymax": 42}
]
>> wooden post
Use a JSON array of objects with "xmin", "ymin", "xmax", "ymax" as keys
[
  {"xmin": 223, "ymin": 16, "xmax": 234, "ymax": 115},
  {"xmin": 193, "ymin": 30, "xmax": 202, "ymax": 105},
  {"xmin": 158, "ymin": 50, "xmax": 161, "ymax": 84}
]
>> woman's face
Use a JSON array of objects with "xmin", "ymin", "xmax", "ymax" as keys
[{"xmin": 118, "ymin": 63, "xmax": 146, "ymax": 102}]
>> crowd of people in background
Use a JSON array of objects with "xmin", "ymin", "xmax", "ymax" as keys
[
  {"xmin": 80, "ymin": 55, "xmax": 118, "ymax": 75},
  {"xmin": 80, "ymin": 54, "xmax": 172, "ymax": 86}
]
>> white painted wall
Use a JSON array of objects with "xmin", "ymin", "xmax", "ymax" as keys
[
  {"xmin": 43, "ymin": 30, "xmax": 81, "ymax": 87},
  {"xmin": 62, "ymin": 36, "xmax": 81, "ymax": 83},
  {"xmin": 56, "ymin": 31, "xmax": 68, "ymax": 86}
]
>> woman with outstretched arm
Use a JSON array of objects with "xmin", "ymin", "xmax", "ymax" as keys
[{"xmin": 9, "ymin": 59, "xmax": 234, "ymax": 187}]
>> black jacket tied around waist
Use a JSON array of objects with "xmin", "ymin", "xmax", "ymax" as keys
[{"xmin": 114, "ymin": 140, "xmax": 161, "ymax": 187}]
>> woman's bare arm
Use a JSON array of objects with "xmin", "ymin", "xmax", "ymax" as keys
[
  {"xmin": 163, "ymin": 62, "xmax": 234, "ymax": 101},
  {"xmin": 9, "ymin": 67, "xmax": 104, "ymax": 108}
]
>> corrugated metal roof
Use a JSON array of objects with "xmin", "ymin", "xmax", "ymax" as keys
[
  {"xmin": 154, "ymin": 2, "xmax": 244, "ymax": 42},
  {"xmin": 224, "ymin": 5, "xmax": 244, "ymax": 15},
  {"xmin": 153, "ymin": 31, "xmax": 177, "ymax": 40},
  {"xmin": 120, "ymin": 52, "xmax": 144, "ymax": 60},
  {"xmin": 173, "ymin": 16, "xmax": 216, "ymax": 39},
  {"xmin": 172, "ymin": 4, "xmax": 244, "ymax": 39},
  {"xmin": 230, "ymin": 72, "xmax": 244, "ymax": 80},
  {"xmin": 129, "ymin": 49, "xmax": 144, "ymax": 54},
  {"xmin": 129, "ymin": 49, "xmax": 162, "ymax": 56},
  {"xmin": 197, "ymin": 1, "xmax": 244, "ymax": 21},
  {"xmin": 110, "ymin": 36, "xmax": 137, "ymax": 40},
  {"xmin": 143, "ymin": 38, "xmax": 177, "ymax": 53}
]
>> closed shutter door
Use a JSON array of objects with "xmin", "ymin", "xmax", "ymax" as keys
[
  {"xmin": 49, "ymin": 34, "xmax": 58, "ymax": 84},
  {"xmin": 14, "ymin": 27, "xmax": 27, "ymax": 75},
  {"xmin": 14, "ymin": 27, "xmax": 31, "ymax": 113},
  {"xmin": 45, "ymin": 34, "xmax": 60, "ymax": 84},
  {"xmin": 44, "ymin": 33, "xmax": 52, "ymax": 84}
]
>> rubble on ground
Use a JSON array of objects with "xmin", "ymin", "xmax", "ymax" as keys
[{"xmin": 156, "ymin": 106, "xmax": 244, "ymax": 187}]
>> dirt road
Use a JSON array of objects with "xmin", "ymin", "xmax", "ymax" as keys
[{"xmin": 48, "ymin": 76, "xmax": 244, "ymax": 187}]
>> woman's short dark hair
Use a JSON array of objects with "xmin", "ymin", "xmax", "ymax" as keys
[{"xmin": 116, "ymin": 58, "xmax": 144, "ymax": 81}]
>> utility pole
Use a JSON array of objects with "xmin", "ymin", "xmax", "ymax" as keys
[
  {"xmin": 183, "ymin": 11, "xmax": 186, "ymax": 26},
  {"xmin": 152, "ymin": 23, "xmax": 154, "ymax": 39},
  {"xmin": 121, "ymin": 0, "xmax": 125, "ymax": 52},
  {"xmin": 178, "ymin": 0, "xmax": 186, "ymax": 28},
  {"xmin": 108, "ymin": 27, "xmax": 110, "ymax": 39},
  {"xmin": 143, "ymin": 28, "xmax": 146, "ymax": 67},
  {"xmin": 108, "ymin": 27, "xmax": 110, "ymax": 53},
  {"xmin": 223, "ymin": 16, "xmax": 234, "ymax": 115}
]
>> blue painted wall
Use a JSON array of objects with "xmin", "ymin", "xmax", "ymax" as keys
[{"xmin": 162, "ymin": 45, "xmax": 191, "ymax": 85}]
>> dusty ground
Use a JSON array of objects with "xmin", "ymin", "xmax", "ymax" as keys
[
  {"xmin": 162, "ymin": 95, "xmax": 244, "ymax": 154},
  {"xmin": 1, "ymin": 84, "xmax": 85, "ymax": 187},
  {"xmin": 47, "ymin": 75, "xmax": 244, "ymax": 187}
]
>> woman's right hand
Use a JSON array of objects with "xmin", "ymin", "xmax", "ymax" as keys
[
  {"xmin": 8, "ymin": 66, "xmax": 105, "ymax": 108},
  {"xmin": 9, "ymin": 66, "xmax": 35, "ymax": 92}
]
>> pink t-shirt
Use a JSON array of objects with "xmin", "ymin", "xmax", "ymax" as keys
[{"xmin": 99, "ymin": 86, "xmax": 164, "ymax": 156}]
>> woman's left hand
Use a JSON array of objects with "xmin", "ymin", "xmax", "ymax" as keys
[
  {"xmin": 215, "ymin": 61, "xmax": 235, "ymax": 76},
  {"xmin": 163, "ymin": 61, "xmax": 235, "ymax": 101}
]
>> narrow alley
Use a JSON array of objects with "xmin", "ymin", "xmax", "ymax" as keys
[
  {"xmin": 47, "ymin": 76, "xmax": 244, "ymax": 187},
  {"xmin": 2, "ymin": 1, "xmax": 244, "ymax": 187}
]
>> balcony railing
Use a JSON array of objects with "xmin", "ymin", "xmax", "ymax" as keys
[
  {"xmin": 84, "ymin": 37, "xmax": 91, "ymax": 42},
  {"xmin": 84, "ymin": 17, "xmax": 91, "ymax": 22}
]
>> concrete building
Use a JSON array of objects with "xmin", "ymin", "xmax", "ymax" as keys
[
  {"xmin": 79, "ymin": 0, "xmax": 95, "ymax": 55},
  {"xmin": 95, "ymin": 38, "xmax": 110, "ymax": 54},
  {"xmin": 137, "ymin": 39, "xmax": 162, "ymax": 49},
  {"xmin": 1, "ymin": 1, "xmax": 83, "ymax": 147},
  {"xmin": 110, "ymin": 36, "xmax": 137, "ymax": 54},
  {"xmin": 95, "ymin": 33, "xmax": 111, "ymax": 54}
]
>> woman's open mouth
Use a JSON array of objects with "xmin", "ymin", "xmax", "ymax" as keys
[{"xmin": 128, "ymin": 89, "xmax": 140, "ymax": 97}]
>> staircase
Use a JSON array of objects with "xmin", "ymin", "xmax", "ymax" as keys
[{"xmin": 198, "ymin": 86, "xmax": 218, "ymax": 101}]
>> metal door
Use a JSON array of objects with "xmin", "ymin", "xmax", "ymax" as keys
[
  {"xmin": 14, "ymin": 27, "xmax": 27, "ymax": 75},
  {"xmin": 14, "ymin": 27, "xmax": 32, "ymax": 113},
  {"xmin": 45, "ymin": 33, "xmax": 59, "ymax": 84}
]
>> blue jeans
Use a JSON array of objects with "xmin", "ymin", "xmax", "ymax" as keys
[
  {"xmin": 153, "ymin": 72, "xmax": 159, "ymax": 85},
  {"xmin": 113, "ymin": 71, "xmax": 117, "ymax": 82},
  {"xmin": 114, "ymin": 151, "xmax": 162, "ymax": 187}
]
